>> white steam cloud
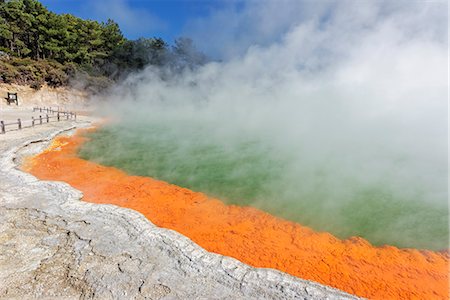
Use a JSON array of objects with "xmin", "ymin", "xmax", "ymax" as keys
[{"xmin": 95, "ymin": 0, "xmax": 448, "ymax": 249}]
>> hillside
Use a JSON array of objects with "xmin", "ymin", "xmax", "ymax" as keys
[{"xmin": 0, "ymin": 0, "xmax": 206, "ymax": 92}]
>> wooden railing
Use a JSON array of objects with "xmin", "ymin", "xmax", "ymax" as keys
[
  {"xmin": 32, "ymin": 106, "xmax": 76, "ymax": 117},
  {"xmin": 0, "ymin": 107, "xmax": 77, "ymax": 134}
]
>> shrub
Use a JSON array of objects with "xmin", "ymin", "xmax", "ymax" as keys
[
  {"xmin": 30, "ymin": 80, "xmax": 43, "ymax": 90},
  {"xmin": 0, "ymin": 61, "xmax": 19, "ymax": 83},
  {"xmin": 45, "ymin": 67, "xmax": 69, "ymax": 87},
  {"xmin": 10, "ymin": 57, "xmax": 35, "ymax": 67},
  {"xmin": 0, "ymin": 57, "xmax": 112, "ymax": 93}
]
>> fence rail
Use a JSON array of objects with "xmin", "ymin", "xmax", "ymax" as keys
[
  {"xmin": 1, "ymin": 107, "xmax": 77, "ymax": 134},
  {"xmin": 32, "ymin": 106, "xmax": 76, "ymax": 117}
]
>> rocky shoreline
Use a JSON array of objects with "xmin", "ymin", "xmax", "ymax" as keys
[{"xmin": 0, "ymin": 117, "xmax": 358, "ymax": 299}]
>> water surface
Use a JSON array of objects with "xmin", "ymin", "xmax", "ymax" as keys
[{"xmin": 79, "ymin": 120, "xmax": 448, "ymax": 250}]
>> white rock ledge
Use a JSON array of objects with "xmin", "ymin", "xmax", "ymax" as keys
[{"xmin": 0, "ymin": 121, "xmax": 360, "ymax": 299}]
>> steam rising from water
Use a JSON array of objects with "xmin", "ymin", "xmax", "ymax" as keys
[{"xmin": 86, "ymin": 1, "xmax": 448, "ymax": 250}]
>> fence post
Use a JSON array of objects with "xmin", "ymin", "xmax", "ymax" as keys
[
  {"xmin": 39, "ymin": 108, "xmax": 42, "ymax": 113},
  {"xmin": 57, "ymin": 112, "xmax": 60, "ymax": 121},
  {"xmin": 0, "ymin": 121, "xmax": 4, "ymax": 134},
  {"xmin": 46, "ymin": 114, "xmax": 49, "ymax": 123},
  {"xmin": 18, "ymin": 118, "xmax": 21, "ymax": 130},
  {"xmin": 39, "ymin": 115, "xmax": 42, "ymax": 125},
  {"xmin": 32, "ymin": 116, "xmax": 35, "ymax": 127},
  {"xmin": 66, "ymin": 113, "xmax": 69, "ymax": 120},
  {"xmin": 74, "ymin": 113, "xmax": 77, "ymax": 121}
]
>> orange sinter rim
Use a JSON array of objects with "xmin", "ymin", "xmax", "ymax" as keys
[{"xmin": 23, "ymin": 130, "xmax": 449, "ymax": 300}]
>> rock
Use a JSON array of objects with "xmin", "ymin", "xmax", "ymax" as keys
[{"xmin": 0, "ymin": 116, "xmax": 360, "ymax": 299}]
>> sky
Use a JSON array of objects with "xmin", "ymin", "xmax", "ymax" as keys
[
  {"xmin": 38, "ymin": 0, "xmax": 326, "ymax": 59},
  {"xmin": 39, "ymin": 0, "xmax": 231, "ymax": 43},
  {"xmin": 39, "ymin": 0, "xmax": 447, "ymax": 60}
]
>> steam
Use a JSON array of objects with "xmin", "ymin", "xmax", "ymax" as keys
[{"xmin": 88, "ymin": 1, "xmax": 448, "ymax": 250}]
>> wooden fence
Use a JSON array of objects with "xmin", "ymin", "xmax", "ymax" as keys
[{"xmin": 0, "ymin": 107, "xmax": 77, "ymax": 134}]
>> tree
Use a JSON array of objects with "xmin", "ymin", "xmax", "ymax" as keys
[
  {"xmin": 0, "ymin": 0, "xmax": 207, "ymax": 86},
  {"xmin": 101, "ymin": 19, "xmax": 125, "ymax": 56},
  {"xmin": 172, "ymin": 37, "xmax": 208, "ymax": 70}
]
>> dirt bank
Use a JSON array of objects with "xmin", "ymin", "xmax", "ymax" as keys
[
  {"xmin": 23, "ymin": 129, "xmax": 449, "ymax": 299},
  {"xmin": 0, "ymin": 83, "xmax": 90, "ymax": 110}
]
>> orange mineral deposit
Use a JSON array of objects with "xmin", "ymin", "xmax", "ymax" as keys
[{"xmin": 23, "ymin": 131, "xmax": 449, "ymax": 300}]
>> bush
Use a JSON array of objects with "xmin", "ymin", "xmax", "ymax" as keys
[
  {"xmin": 16, "ymin": 64, "xmax": 36, "ymax": 84},
  {"xmin": 0, "ymin": 60, "xmax": 19, "ymax": 83},
  {"xmin": 63, "ymin": 62, "xmax": 77, "ymax": 77},
  {"xmin": 0, "ymin": 57, "xmax": 112, "ymax": 93},
  {"xmin": 10, "ymin": 57, "xmax": 35, "ymax": 67},
  {"xmin": 45, "ymin": 68, "xmax": 69, "ymax": 87},
  {"xmin": 30, "ymin": 80, "xmax": 43, "ymax": 90}
]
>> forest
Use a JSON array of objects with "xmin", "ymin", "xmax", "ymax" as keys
[{"xmin": 0, "ymin": 0, "xmax": 207, "ymax": 91}]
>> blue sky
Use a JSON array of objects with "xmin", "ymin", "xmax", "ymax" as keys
[
  {"xmin": 37, "ymin": 1, "xmax": 335, "ymax": 59},
  {"xmin": 39, "ymin": 0, "xmax": 232, "ymax": 43},
  {"xmin": 36, "ymin": 1, "xmax": 443, "ymax": 61}
]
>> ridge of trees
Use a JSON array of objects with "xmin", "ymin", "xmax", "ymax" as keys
[{"xmin": 0, "ymin": 0, "xmax": 207, "ymax": 91}]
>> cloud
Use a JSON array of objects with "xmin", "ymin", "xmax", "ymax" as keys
[
  {"xmin": 90, "ymin": 0, "xmax": 167, "ymax": 39},
  {"xmin": 184, "ymin": 0, "xmax": 447, "ymax": 59}
]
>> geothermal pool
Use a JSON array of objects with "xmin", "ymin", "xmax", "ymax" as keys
[
  {"xmin": 25, "ymin": 129, "xmax": 449, "ymax": 299},
  {"xmin": 78, "ymin": 120, "xmax": 448, "ymax": 251}
]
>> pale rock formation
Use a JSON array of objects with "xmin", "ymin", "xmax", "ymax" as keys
[{"xmin": 0, "ymin": 115, "xmax": 359, "ymax": 299}]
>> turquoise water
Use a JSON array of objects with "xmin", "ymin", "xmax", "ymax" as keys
[{"xmin": 79, "ymin": 121, "xmax": 448, "ymax": 250}]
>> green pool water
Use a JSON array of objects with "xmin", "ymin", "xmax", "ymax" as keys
[{"xmin": 79, "ymin": 120, "xmax": 448, "ymax": 250}]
